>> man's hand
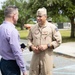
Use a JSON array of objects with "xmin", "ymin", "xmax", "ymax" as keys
[
  {"xmin": 38, "ymin": 45, "xmax": 48, "ymax": 51},
  {"xmin": 24, "ymin": 24, "xmax": 31, "ymax": 30},
  {"xmin": 23, "ymin": 72, "xmax": 27, "ymax": 75},
  {"xmin": 31, "ymin": 45, "xmax": 40, "ymax": 53},
  {"xmin": 21, "ymin": 48, "xmax": 24, "ymax": 51}
]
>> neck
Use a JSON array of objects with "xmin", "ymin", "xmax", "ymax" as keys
[{"xmin": 5, "ymin": 17, "xmax": 14, "ymax": 24}]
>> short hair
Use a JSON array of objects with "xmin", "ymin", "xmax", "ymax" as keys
[{"xmin": 4, "ymin": 5, "xmax": 18, "ymax": 17}]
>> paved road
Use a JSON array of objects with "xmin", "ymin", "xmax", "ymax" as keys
[
  {"xmin": 0, "ymin": 48, "xmax": 75, "ymax": 75},
  {"xmin": 23, "ymin": 49, "xmax": 75, "ymax": 75},
  {"xmin": 53, "ymin": 54, "xmax": 75, "ymax": 75}
]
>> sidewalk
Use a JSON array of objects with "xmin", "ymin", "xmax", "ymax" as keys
[{"xmin": 53, "ymin": 42, "xmax": 75, "ymax": 58}]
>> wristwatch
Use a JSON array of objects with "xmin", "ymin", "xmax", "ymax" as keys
[
  {"xmin": 47, "ymin": 44, "xmax": 54, "ymax": 49},
  {"xmin": 47, "ymin": 44, "xmax": 50, "ymax": 48}
]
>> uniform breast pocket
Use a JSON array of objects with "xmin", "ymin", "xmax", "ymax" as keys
[
  {"xmin": 32, "ymin": 30, "xmax": 40, "ymax": 39},
  {"xmin": 42, "ymin": 31, "xmax": 52, "ymax": 39},
  {"xmin": 32, "ymin": 32, "xmax": 41, "ymax": 46},
  {"xmin": 33, "ymin": 33, "xmax": 40, "ymax": 39}
]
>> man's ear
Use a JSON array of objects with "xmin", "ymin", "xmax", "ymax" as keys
[
  {"xmin": 45, "ymin": 15, "xmax": 47, "ymax": 19},
  {"xmin": 14, "ymin": 14, "xmax": 16, "ymax": 19}
]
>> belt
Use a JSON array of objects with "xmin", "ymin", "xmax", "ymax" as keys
[{"xmin": 1, "ymin": 58, "xmax": 16, "ymax": 62}]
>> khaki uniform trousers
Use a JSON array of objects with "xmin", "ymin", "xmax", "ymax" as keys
[{"xmin": 29, "ymin": 50, "xmax": 53, "ymax": 75}]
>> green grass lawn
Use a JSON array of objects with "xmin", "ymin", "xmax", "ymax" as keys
[
  {"xmin": 18, "ymin": 28, "xmax": 75, "ymax": 43},
  {"xmin": 19, "ymin": 30, "xmax": 29, "ymax": 39},
  {"xmin": 60, "ymin": 29, "xmax": 75, "ymax": 43}
]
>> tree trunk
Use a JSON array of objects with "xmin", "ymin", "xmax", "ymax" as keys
[
  {"xmin": 20, "ymin": 24, "xmax": 24, "ymax": 30},
  {"xmin": 20, "ymin": 20, "xmax": 24, "ymax": 30},
  {"xmin": 70, "ymin": 17, "xmax": 75, "ymax": 38}
]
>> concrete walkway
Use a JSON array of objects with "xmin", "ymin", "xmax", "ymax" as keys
[{"xmin": 54, "ymin": 42, "xmax": 75, "ymax": 58}]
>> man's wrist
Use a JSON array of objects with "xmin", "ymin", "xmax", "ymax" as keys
[
  {"xmin": 47, "ymin": 44, "xmax": 50, "ymax": 48},
  {"xmin": 47, "ymin": 44, "xmax": 54, "ymax": 49},
  {"xmin": 29, "ymin": 45, "xmax": 33, "ymax": 51}
]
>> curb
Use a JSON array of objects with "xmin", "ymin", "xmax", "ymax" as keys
[{"xmin": 53, "ymin": 52, "xmax": 75, "ymax": 59}]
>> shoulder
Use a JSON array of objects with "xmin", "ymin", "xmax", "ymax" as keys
[
  {"xmin": 6, "ymin": 25, "xmax": 18, "ymax": 35},
  {"xmin": 47, "ymin": 22, "xmax": 57, "ymax": 28},
  {"xmin": 47, "ymin": 22, "xmax": 59, "ymax": 32}
]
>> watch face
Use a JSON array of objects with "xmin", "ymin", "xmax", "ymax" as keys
[{"xmin": 47, "ymin": 44, "xmax": 50, "ymax": 48}]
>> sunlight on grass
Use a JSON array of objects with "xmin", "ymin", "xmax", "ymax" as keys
[
  {"xmin": 19, "ymin": 29, "xmax": 29, "ymax": 39},
  {"xmin": 60, "ymin": 29, "xmax": 75, "ymax": 43},
  {"xmin": 60, "ymin": 29, "xmax": 71, "ymax": 37}
]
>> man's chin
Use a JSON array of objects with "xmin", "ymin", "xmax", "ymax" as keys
[
  {"xmin": 14, "ymin": 21, "xmax": 17, "ymax": 25},
  {"xmin": 38, "ymin": 22, "xmax": 42, "ymax": 25}
]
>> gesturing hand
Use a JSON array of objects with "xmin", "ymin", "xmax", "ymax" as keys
[{"xmin": 31, "ymin": 45, "xmax": 40, "ymax": 53}]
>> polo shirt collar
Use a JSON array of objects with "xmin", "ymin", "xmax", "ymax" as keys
[{"xmin": 3, "ymin": 21, "xmax": 15, "ymax": 28}]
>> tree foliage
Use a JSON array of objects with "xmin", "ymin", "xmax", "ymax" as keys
[
  {"xmin": 1, "ymin": 0, "xmax": 75, "ymax": 37},
  {"xmin": 0, "ymin": 10, "xmax": 4, "ymax": 24},
  {"xmin": 2, "ymin": 0, "xmax": 31, "ymax": 30},
  {"xmin": 27, "ymin": 0, "xmax": 75, "ymax": 37}
]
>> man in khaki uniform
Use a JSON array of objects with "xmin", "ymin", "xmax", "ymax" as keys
[{"xmin": 27, "ymin": 7, "xmax": 62, "ymax": 75}]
